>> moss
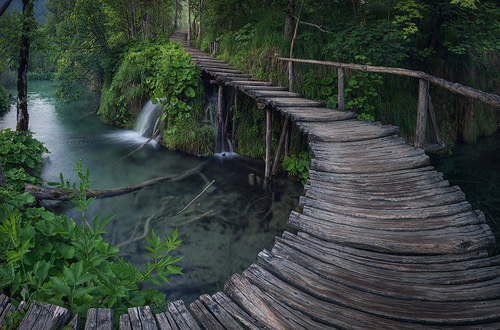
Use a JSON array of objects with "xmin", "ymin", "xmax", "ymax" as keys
[{"xmin": 53, "ymin": 191, "xmax": 61, "ymax": 198}]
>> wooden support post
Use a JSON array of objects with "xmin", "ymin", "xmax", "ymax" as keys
[
  {"xmin": 284, "ymin": 125, "xmax": 291, "ymax": 158},
  {"xmin": 231, "ymin": 89, "xmax": 238, "ymax": 147},
  {"xmin": 265, "ymin": 107, "xmax": 272, "ymax": 180},
  {"xmin": 271, "ymin": 116, "xmax": 290, "ymax": 176},
  {"xmin": 217, "ymin": 83, "xmax": 224, "ymax": 153},
  {"xmin": 415, "ymin": 78, "xmax": 429, "ymax": 149},
  {"xmin": 338, "ymin": 67, "xmax": 345, "ymax": 111},
  {"xmin": 427, "ymin": 94, "xmax": 442, "ymax": 144},
  {"xmin": 289, "ymin": 61, "xmax": 294, "ymax": 92}
]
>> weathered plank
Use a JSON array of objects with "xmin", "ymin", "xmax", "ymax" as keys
[
  {"xmin": 251, "ymin": 90, "xmax": 302, "ymax": 99},
  {"xmin": 67, "ymin": 313, "xmax": 80, "ymax": 330},
  {"xmin": 85, "ymin": 308, "xmax": 113, "ymax": 330},
  {"xmin": 211, "ymin": 292, "xmax": 266, "ymax": 330},
  {"xmin": 18, "ymin": 301, "xmax": 70, "ymax": 330},
  {"xmin": 127, "ymin": 306, "xmax": 158, "ymax": 330},
  {"xmin": 275, "ymin": 106, "xmax": 357, "ymax": 122},
  {"xmin": 119, "ymin": 314, "xmax": 133, "ymax": 330},
  {"xmin": 155, "ymin": 312, "xmax": 175, "ymax": 330},
  {"xmin": 272, "ymin": 238, "xmax": 500, "ymax": 286},
  {"xmin": 259, "ymin": 247, "xmax": 500, "ymax": 302},
  {"xmin": 166, "ymin": 300, "xmax": 202, "ymax": 330},
  {"xmin": 297, "ymin": 120, "xmax": 399, "ymax": 142},
  {"xmin": 199, "ymin": 294, "xmax": 245, "ymax": 329},
  {"xmin": 224, "ymin": 273, "xmax": 332, "ymax": 330},
  {"xmin": 259, "ymin": 97, "xmax": 325, "ymax": 108},
  {"xmin": 189, "ymin": 300, "xmax": 225, "ymax": 330},
  {"xmin": 244, "ymin": 263, "xmax": 500, "ymax": 326},
  {"xmin": 0, "ymin": 303, "xmax": 15, "ymax": 328}
]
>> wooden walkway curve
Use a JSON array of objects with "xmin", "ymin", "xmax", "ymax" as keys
[{"xmin": 2, "ymin": 30, "xmax": 499, "ymax": 329}]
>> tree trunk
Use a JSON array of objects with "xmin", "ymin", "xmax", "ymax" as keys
[
  {"xmin": 198, "ymin": 0, "xmax": 203, "ymax": 39},
  {"xmin": 187, "ymin": 0, "xmax": 191, "ymax": 44},
  {"xmin": 17, "ymin": 0, "xmax": 31, "ymax": 135},
  {"xmin": 284, "ymin": 0, "xmax": 294, "ymax": 40},
  {"xmin": 174, "ymin": 0, "xmax": 178, "ymax": 29},
  {"xmin": 25, "ymin": 164, "xmax": 204, "ymax": 201}
]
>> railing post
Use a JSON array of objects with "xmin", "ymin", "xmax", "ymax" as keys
[
  {"xmin": 217, "ymin": 82, "xmax": 224, "ymax": 153},
  {"xmin": 289, "ymin": 61, "xmax": 294, "ymax": 92},
  {"xmin": 265, "ymin": 107, "xmax": 272, "ymax": 180},
  {"xmin": 415, "ymin": 78, "xmax": 429, "ymax": 149},
  {"xmin": 338, "ymin": 67, "xmax": 345, "ymax": 111}
]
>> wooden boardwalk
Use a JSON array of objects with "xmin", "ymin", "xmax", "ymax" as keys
[{"xmin": 3, "ymin": 30, "xmax": 499, "ymax": 329}]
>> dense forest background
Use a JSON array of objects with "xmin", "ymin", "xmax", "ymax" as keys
[{"xmin": 1, "ymin": 0, "xmax": 499, "ymax": 149}]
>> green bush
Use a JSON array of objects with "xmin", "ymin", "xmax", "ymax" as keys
[
  {"xmin": 282, "ymin": 151, "xmax": 312, "ymax": 185},
  {"xmin": 0, "ymin": 129, "xmax": 48, "ymax": 191},
  {"xmin": 0, "ymin": 85, "xmax": 9, "ymax": 114}
]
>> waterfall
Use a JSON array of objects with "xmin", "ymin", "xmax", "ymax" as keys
[{"xmin": 134, "ymin": 100, "xmax": 163, "ymax": 139}]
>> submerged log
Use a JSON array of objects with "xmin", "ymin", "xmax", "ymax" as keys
[{"xmin": 25, "ymin": 164, "xmax": 204, "ymax": 201}]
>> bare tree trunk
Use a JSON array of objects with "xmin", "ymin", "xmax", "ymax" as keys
[
  {"xmin": 17, "ymin": 0, "xmax": 31, "ymax": 135},
  {"xmin": 284, "ymin": 0, "xmax": 294, "ymax": 40},
  {"xmin": 187, "ymin": 0, "xmax": 191, "ymax": 44},
  {"xmin": 174, "ymin": 0, "xmax": 178, "ymax": 29},
  {"xmin": 198, "ymin": 0, "xmax": 203, "ymax": 39}
]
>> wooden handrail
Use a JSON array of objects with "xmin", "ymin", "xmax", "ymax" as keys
[
  {"xmin": 277, "ymin": 56, "xmax": 500, "ymax": 149},
  {"xmin": 276, "ymin": 56, "xmax": 500, "ymax": 109}
]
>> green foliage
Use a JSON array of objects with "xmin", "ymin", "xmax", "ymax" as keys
[
  {"xmin": 0, "ymin": 151, "xmax": 183, "ymax": 322},
  {"xmin": 357, "ymin": 113, "xmax": 375, "ymax": 121},
  {"xmin": 0, "ymin": 129, "xmax": 48, "ymax": 191},
  {"xmin": 282, "ymin": 151, "xmax": 312, "ymax": 185},
  {"xmin": 0, "ymin": 86, "xmax": 9, "ymax": 114}
]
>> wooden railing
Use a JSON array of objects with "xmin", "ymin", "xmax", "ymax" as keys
[{"xmin": 277, "ymin": 56, "xmax": 500, "ymax": 150}]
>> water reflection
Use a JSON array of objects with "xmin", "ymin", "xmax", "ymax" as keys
[{"xmin": 1, "ymin": 81, "xmax": 303, "ymax": 304}]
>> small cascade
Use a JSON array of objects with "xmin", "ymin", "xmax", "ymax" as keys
[
  {"xmin": 204, "ymin": 83, "xmax": 237, "ymax": 158},
  {"xmin": 134, "ymin": 100, "xmax": 163, "ymax": 139}
]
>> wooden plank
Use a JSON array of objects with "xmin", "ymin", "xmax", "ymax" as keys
[
  {"xmin": 224, "ymin": 274, "xmax": 332, "ymax": 330},
  {"xmin": 18, "ymin": 301, "xmax": 43, "ymax": 330},
  {"xmin": 288, "ymin": 231, "xmax": 500, "ymax": 269},
  {"xmin": 310, "ymin": 154, "xmax": 430, "ymax": 174},
  {"xmin": 288, "ymin": 210, "xmax": 494, "ymax": 254},
  {"xmin": 189, "ymin": 300, "xmax": 224, "ymax": 330},
  {"xmin": 155, "ymin": 313, "xmax": 173, "ymax": 330},
  {"xmin": 304, "ymin": 185, "xmax": 466, "ymax": 209},
  {"xmin": 228, "ymin": 80, "xmax": 272, "ymax": 86},
  {"xmin": 0, "ymin": 303, "xmax": 15, "ymax": 328},
  {"xmin": 275, "ymin": 106, "xmax": 357, "ymax": 122},
  {"xmin": 240, "ymin": 86, "xmax": 288, "ymax": 91},
  {"xmin": 296, "ymin": 206, "xmax": 485, "ymax": 232},
  {"xmin": 251, "ymin": 90, "xmax": 302, "ymax": 99},
  {"xmin": 167, "ymin": 300, "xmax": 202, "ymax": 330},
  {"xmin": 243, "ymin": 263, "xmax": 500, "ymax": 326},
  {"xmin": 199, "ymin": 294, "xmax": 245, "ymax": 329},
  {"xmin": 67, "ymin": 313, "xmax": 81, "ymax": 330},
  {"xmin": 84, "ymin": 308, "xmax": 98, "ymax": 330},
  {"xmin": 297, "ymin": 120, "xmax": 399, "ymax": 142},
  {"xmin": 96, "ymin": 308, "xmax": 114, "ymax": 330},
  {"xmin": 260, "ymin": 247, "xmax": 500, "ymax": 303},
  {"xmin": 29, "ymin": 303, "xmax": 70, "ymax": 330},
  {"xmin": 128, "ymin": 307, "xmax": 143, "ymax": 329},
  {"xmin": 0, "ymin": 294, "xmax": 9, "ymax": 315},
  {"xmin": 260, "ymin": 97, "xmax": 325, "ymax": 108},
  {"xmin": 137, "ymin": 306, "xmax": 158, "ymax": 330},
  {"xmin": 275, "ymin": 234, "xmax": 500, "ymax": 286},
  {"xmin": 119, "ymin": 314, "xmax": 132, "ymax": 330},
  {"xmin": 211, "ymin": 292, "xmax": 266, "ymax": 330},
  {"xmin": 299, "ymin": 196, "xmax": 473, "ymax": 220}
]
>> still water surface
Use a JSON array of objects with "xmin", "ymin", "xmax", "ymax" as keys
[{"xmin": 1, "ymin": 81, "xmax": 303, "ymax": 303}]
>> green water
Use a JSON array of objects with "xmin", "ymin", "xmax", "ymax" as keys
[
  {"xmin": 1, "ymin": 81, "xmax": 303, "ymax": 303},
  {"xmin": 430, "ymin": 134, "xmax": 500, "ymax": 255}
]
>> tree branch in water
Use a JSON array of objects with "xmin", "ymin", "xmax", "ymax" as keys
[{"xmin": 24, "ymin": 164, "xmax": 205, "ymax": 201}]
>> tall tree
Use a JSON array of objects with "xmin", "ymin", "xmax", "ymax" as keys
[{"xmin": 16, "ymin": 0, "xmax": 36, "ymax": 135}]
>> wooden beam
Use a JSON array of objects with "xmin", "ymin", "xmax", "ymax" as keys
[
  {"xmin": 427, "ymin": 94, "xmax": 442, "ymax": 145},
  {"xmin": 415, "ymin": 79, "xmax": 429, "ymax": 149},
  {"xmin": 265, "ymin": 107, "xmax": 272, "ymax": 180},
  {"xmin": 338, "ymin": 67, "xmax": 345, "ymax": 111},
  {"xmin": 272, "ymin": 116, "xmax": 290, "ymax": 176}
]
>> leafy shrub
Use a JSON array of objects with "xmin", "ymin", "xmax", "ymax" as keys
[
  {"xmin": 0, "ymin": 133, "xmax": 183, "ymax": 325},
  {"xmin": 0, "ymin": 85, "xmax": 9, "ymax": 114},
  {"xmin": 0, "ymin": 129, "xmax": 48, "ymax": 191},
  {"xmin": 282, "ymin": 151, "xmax": 312, "ymax": 185}
]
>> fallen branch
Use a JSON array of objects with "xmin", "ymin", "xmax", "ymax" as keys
[{"xmin": 25, "ymin": 163, "xmax": 204, "ymax": 201}]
